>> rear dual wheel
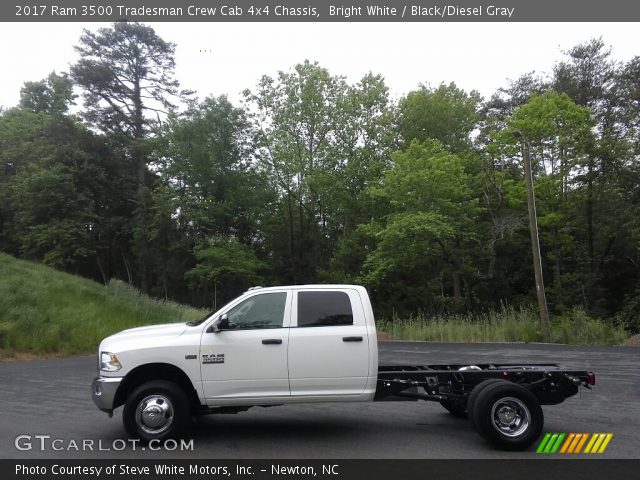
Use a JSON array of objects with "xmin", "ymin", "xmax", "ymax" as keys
[
  {"xmin": 467, "ymin": 379, "xmax": 543, "ymax": 450},
  {"xmin": 467, "ymin": 379, "xmax": 504, "ymax": 426},
  {"xmin": 434, "ymin": 378, "xmax": 504, "ymax": 419}
]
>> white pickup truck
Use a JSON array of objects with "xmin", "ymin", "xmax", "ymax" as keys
[{"xmin": 92, "ymin": 285, "xmax": 595, "ymax": 450}]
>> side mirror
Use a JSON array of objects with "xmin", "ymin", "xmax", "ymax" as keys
[
  {"xmin": 218, "ymin": 314, "xmax": 230, "ymax": 330},
  {"xmin": 208, "ymin": 314, "xmax": 230, "ymax": 333}
]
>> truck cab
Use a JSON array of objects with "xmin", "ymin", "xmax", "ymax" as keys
[
  {"xmin": 197, "ymin": 285, "xmax": 378, "ymax": 402},
  {"xmin": 92, "ymin": 285, "xmax": 378, "ymax": 439}
]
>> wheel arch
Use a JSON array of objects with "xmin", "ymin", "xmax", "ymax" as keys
[{"xmin": 114, "ymin": 363, "xmax": 201, "ymax": 410}]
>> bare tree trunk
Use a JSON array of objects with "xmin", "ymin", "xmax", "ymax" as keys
[
  {"xmin": 521, "ymin": 139, "xmax": 552, "ymax": 342},
  {"xmin": 96, "ymin": 256, "xmax": 108, "ymax": 285},
  {"xmin": 287, "ymin": 193, "xmax": 296, "ymax": 283},
  {"xmin": 122, "ymin": 254, "xmax": 133, "ymax": 285},
  {"xmin": 452, "ymin": 271, "xmax": 462, "ymax": 300},
  {"xmin": 132, "ymin": 59, "xmax": 150, "ymax": 294}
]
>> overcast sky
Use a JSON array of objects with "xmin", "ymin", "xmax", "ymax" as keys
[{"xmin": 1, "ymin": 22, "xmax": 638, "ymax": 109}]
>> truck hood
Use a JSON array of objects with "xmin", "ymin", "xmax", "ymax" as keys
[{"xmin": 103, "ymin": 322, "xmax": 189, "ymax": 345}]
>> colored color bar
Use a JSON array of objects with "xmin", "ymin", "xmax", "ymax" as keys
[
  {"xmin": 584, "ymin": 433, "xmax": 598, "ymax": 453},
  {"xmin": 574, "ymin": 433, "xmax": 589, "ymax": 453},
  {"xmin": 560, "ymin": 433, "xmax": 575, "ymax": 454},
  {"xmin": 544, "ymin": 434, "xmax": 559, "ymax": 453},
  {"xmin": 537, "ymin": 433, "xmax": 552, "ymax": 453},
  {"xmin": 539, "ymin": 433, "xmax": 614, "ymax": 454},
  {"xmin": 550, "ymin": 433, "xmax": 566, "ymax": 453},
  {"xmin": 590, "ymin": 433, "xmax": 606, "ymax": 453},
  {"xmin": 598, "ymin": 434, "xmax": 613, "ymax": 453},
  {"xmin": 567, "ymin": 434, "xmax": 583, "ymax": 453}
]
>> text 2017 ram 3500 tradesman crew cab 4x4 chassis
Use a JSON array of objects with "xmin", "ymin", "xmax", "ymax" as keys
[{"xmin": 92, "ymin": 285, "xmax": 595, "ymax": 450}]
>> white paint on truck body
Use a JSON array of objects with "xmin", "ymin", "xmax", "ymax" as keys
[{"xmin": 98, "ymin": 285, "xmax": 378, "ymax": 407}]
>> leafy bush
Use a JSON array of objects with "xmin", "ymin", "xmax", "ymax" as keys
[{"xmin": 615, "ymin": 289, "xmax": 640, "ymax": 334}]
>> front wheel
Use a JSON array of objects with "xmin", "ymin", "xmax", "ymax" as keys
[
  {"xmin": 123, "ymin": 380, "xmax": 190, "ymax": 442},
  {"xmin": 470, "ymin": 380, "xmax": 543, "ymax": 450}
]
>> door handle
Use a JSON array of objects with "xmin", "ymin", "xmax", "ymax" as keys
[
  {"xmin": 342, "ymin": 336, "xmax": 363, "ymax": 342},
  {"xmin": 262, "ymin": 338, "xmax": 283, "ymax": 345}
]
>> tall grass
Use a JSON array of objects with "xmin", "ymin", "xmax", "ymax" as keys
[
  {"xmin": 0, "ymin": 253, "xmax": 206, "ymax": 357},
  {"xmin": 377, "ymin": 305, "xmax": 627, "ymax": 346}
]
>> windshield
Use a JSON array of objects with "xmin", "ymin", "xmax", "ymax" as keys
[
  {"xmin": 185, "ymin": 311, "xmax": 215, "ymax": 327},
  {"xmin": 185, "ymin": 297, "xmax": 236, "ymax": 326}
]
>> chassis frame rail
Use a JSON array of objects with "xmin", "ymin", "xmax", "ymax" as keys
[{"xmin": 375, "ymin": 364, "xmax": 594, "ymax": 405}]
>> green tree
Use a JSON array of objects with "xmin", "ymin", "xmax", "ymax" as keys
[
  {"xmin": 8, "ymin": 164, "xmax": 95, "ymax": 269},
  {"xmin": 360, "ymin": 140, "xmax": 479, "ymax": 314},
  {"xmin": 0, "ymin": 106, "xmax": 134, "ymax": 279},
  {"xmin": 618, "ymin": 56, "xmax": 640, "ymax": 154},
  {"xmin": 498, "ymin": 92, "xmax": 595, "ymax": 311},
  {"xmin": 158, "ymin": 96, "xmax": 270, "ymax": 244},
  {"xmin": 244, "ymin": 61, "xmax": 394, "ymax": 283},
  {"xmin": 484, "ymin": 72, "xmax": 548, "ymax": 120},
  {"xmin": 553, "ymin": 38, "xmax": 615, "ymax": 112},
  {"xmin": 244, "ymin": 61, "xmax": 349, "ymax": 282},
  {"xmin": 19, "ymin": 71, "xmax": 75, "ymax": 116},
  {"xmin": 71, "ymin": 22, "xmax": 191, "ymax": 292},
  {"xmin": 185, "ymin": 238, "xmax": 266, "ymax": 308},
  {"xmin": 154, "ymin": 95, "xmax": 274, "ymax": 302},
  {"xmin": 399, "ymin": 82, "xmax": 481, "ymax": 152}
]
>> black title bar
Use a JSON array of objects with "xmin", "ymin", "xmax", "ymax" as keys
[
  {"xmin": 4, "ymin": 0, "xmax": 640, "ymax": 22},
  {"xmin": 5, "ymin": 459, "xmax": 640, "ymax": 480}
]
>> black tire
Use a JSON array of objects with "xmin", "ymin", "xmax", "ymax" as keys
[
  {"xmin": 123, "ymin": 380, "xmax": 190, "ymax": 442},
  {"xmin": 439, "ymin": 399, "xmax": 468, "ymax": 418},
  {"xmin": 470, "ymin": 380, "xmax": 544, "ymax": 451},
  {"xmin": 467, "ymin": 379, "xmax": 505, "ymax": 430}
]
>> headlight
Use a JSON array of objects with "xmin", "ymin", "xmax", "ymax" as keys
[{"xmin": 100, "ymin": 352, "xmax": 122, "ymax": 372}]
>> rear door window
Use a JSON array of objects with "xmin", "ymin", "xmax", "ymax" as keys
[{"xmin": 297, "ymin": 291, "xmax": 353, "ymax": 327}]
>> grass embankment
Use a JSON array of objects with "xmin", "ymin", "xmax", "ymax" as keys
[
  {"xmin": 378, "ymin": 306, "xmax": 628, "ymax": 346},
  {"xmin": 0, "ymin": 253, "xmax": 205, "ymax": 359}
]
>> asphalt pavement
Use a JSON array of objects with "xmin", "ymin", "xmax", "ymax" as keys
[{"xmin": 0, "ymin": 342, "xmax": 638, "ymax": 459}]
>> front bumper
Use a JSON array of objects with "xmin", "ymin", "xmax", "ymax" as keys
[{"xmin": 91, "ymin": 376, "xmax": 123, "ymax": 415}]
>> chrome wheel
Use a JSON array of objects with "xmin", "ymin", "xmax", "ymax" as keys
[
  {"xmin": 135, "ymin": 394, "xmax": 174, "ymax": 435},
  {"xmin": 490, "ymin": 396, "xmax": 530, "ymax": 437}
]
